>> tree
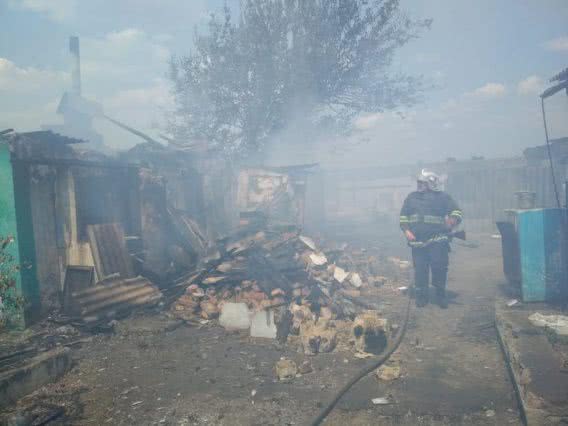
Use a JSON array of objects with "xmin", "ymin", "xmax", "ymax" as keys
[{"xmin": 169, "ymin": 0, "xmax": 430, "ymax": 157}]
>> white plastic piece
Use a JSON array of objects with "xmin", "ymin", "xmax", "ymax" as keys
[
  {"xmin": 371, "ymin": 397, "xmax": 392, "ymax": 405},
  {"xmin": 250, "ymin": 309, "xmax": 277, "ymax": 339},
  {"xmin": 219, "ymin": 302, "xmax": 251, "ymax": 330}
]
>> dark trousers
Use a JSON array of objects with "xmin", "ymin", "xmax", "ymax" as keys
[{"xmin": 412, "ymin": 242, "xmax": 449, "ymax": 293}]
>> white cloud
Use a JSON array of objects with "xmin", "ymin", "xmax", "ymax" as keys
[
  {"xmin": 517, "ymin": 75, "xmax": 544, "ymax": 95},
  {"xmin": 98, "ymin": 79, "xmax": 173, "ymax": 130},
  {"xmin": 82, "ymin": 28, "xmax": 171, "ymax": 75},
  {"xmin": 104, "ymin": 80, "xmax": 172, "ymax": 111},
  {"xmin": 106, "ymin": 28, "xmax": 145, "ymax": 45},
  {"xmin": 0, "ymin": 25, "xmax": 172, "ymax": 144},
  {"xmin": 0, "ymin": 58, "xmax": 66, "ymax": 131},
  {"xmin": 88, "ymin": 80, "xmax": 174, "ymax": 148},
  {"xmin": 0, "ymin": 57, "xmax": 67, "ymax": 93},
  {"xmin": 544, "ymin": 36, "xmax": 568, "ymax": 52},
  {"xmin": 354, "ymin": 112, "xmax": 384, "ymax": 130},
  {"xmin": 8, "ymin": 0, "xmax": 76, "ymax": 21},
  {"xmin": 467, "ymin": 83, "xmax": 507, "ymax": 99}
]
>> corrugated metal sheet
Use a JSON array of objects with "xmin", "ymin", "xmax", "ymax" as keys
[{"xmin": 70, "ymin": 275, "xmax": 162, "ymax": 321}]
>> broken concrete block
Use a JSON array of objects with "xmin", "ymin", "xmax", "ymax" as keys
[
  {"xmin": 219, "ymin": 303, "xmax": 251, "ymax": 330},
  {"xmin": 353, "ymin": 311, "xmax": 388, "ymax": 355},
  {"xmin": 250, "ymin": 309, "xmax": 277, "ymax": 339},
  {"xmin": 376, "ymin": 363, "xmax": 401, "ymax": 381},
  {"xmin": 333, "ymin": 266, "xmax": 348, "ymax": 283},
  {"xmin": 309, "ymin": 252, "xmax": 328, "ymax": 266},
  {"xmin": 275, "ymin": 358, "xmax": 297, "ymax": 380},
  {"xmin": 349, "ymin": 272, "xmax": 363, "ymax": 288}
]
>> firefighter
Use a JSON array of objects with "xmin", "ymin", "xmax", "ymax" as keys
[{"xmin": 399, "ymin": 169, "xmax": 463, "ymax": 308}]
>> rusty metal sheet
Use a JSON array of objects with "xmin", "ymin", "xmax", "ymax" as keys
[
  {"xmin": 63, "ymin": 265, "xmax": 94, "ymax": 314},
  {"xmin": 87, "ymin": 223, "xmax": 134, "ymax": 280}
]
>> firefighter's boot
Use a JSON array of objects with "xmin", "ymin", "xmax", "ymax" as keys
[
  {"xmin": 415, "ymin": 288, "xmax": 429, "ymax": 308},
  {"xmin": 435, "ymin": 287, "xmax": 448, "ymax": 309}
]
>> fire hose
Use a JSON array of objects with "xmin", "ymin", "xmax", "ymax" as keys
[{"xmin": 309, "ymin": 293, "xmax": 413, "ymax": 426}]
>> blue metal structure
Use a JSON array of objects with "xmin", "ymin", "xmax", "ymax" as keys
[{"xmin": 516, "ymin": 208, "xmax": 566, "ymax": 302}]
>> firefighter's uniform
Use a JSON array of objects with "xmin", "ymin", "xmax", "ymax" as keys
[{"xmin": 399, "ymin": 190, "xmax": 462, "ymax": 307}]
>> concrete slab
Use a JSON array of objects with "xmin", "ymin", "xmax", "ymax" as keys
[
  {"xmin": 0, "ymin": 347, "xmax": 72, "ymax": 409},
  {"xmin": 496, "ymin": 300, "xmax": 568, "ymax": 424}
]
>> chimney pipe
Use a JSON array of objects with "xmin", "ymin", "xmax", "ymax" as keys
[{"xmin": 69, "ymin": 36, "xmax": 81, "ymax": 96}]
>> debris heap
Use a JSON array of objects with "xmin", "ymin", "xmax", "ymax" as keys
[{"xmin": 171, "ymin": 222, "xmax": 395, "ymax": 353}]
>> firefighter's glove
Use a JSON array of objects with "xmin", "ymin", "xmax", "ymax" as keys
[{"xmin": 404, "ymin": 230, "xmax": 416, "ymax": 241}]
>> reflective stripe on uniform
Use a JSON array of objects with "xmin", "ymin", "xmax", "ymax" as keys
[
  {"xmin": 400, "ymin": 215, "xmax": 410, "ymax": 223},
  {"xmin": 406, "ymin": 214, "xmax": 445, "ymax": 224},
  {"xmin": 423, "ymin": 215, "xmax": 446, "ymax": 224},
  {"xmin": 450, "ymin": 210, "xmax": 463, "ymax": 218},
  {"xmin": 408, "ymin": 234, "xmax": 450, "ymax": 248}
]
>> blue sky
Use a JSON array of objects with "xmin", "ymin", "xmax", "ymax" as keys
[{"xmin": 1, "ymin": 0, "xmax": 567, "ymax": 166}]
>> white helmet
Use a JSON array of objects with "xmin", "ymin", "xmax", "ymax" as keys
[{"xmin": 417, "ymin": 169, "xmax": 441, "ymax": 191}]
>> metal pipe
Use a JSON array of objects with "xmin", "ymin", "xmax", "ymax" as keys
[
  {"xmin": 540, "ymin": 97, "xmax": 561, "ymax": 209},
  {"xmin": 69, "ymin": 36, "xmax": 81, "ymax": 96}
]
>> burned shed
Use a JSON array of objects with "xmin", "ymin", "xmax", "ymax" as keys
[{"xmin": 5, "ymin": 132, "xmax": 141, "ymax": 315}]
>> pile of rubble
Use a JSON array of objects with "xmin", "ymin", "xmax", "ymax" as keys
[{"xmin": 170, "ymin": 222, "xmax": 400, "ymax": 356}]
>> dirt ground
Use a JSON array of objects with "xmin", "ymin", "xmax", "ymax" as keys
[{"xmin": 2, "ymin": 228, "xmax": 522, "ymax": 425}]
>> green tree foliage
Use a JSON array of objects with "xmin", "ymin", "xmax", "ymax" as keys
[
  {"xmin": 169, "ymin": 0, "xmax": 430, "ymax": 156},
  {"xmin": 0, "ymin": 236, "xmax": 24, "ymax": 329}
]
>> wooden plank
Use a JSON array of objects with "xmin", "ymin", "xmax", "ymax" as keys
[{"xmin": 87, "ymin": 223, "xmax": 134, "ymax": 280}]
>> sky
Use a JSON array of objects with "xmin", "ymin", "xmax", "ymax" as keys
[{"xmin": 0, "ymin": 0, "xmax": 567, "ymax": 167}]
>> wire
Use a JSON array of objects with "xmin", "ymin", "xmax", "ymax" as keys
[
  {"xmin": 309, "ymin": 294, "xmax": 412, "ymax": 426},
  {"xmin": 540, "ymin": 97, "xmax": 562, "ymax": 209}
]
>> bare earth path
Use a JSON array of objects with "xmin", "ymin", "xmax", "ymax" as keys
[
  {"xmin": 325, "ymin": 235, "xmax": 522, "ymax": 425},
  {"xmin": 9, "ymin": 232, "xmax": 522, "ymax": 425}
]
